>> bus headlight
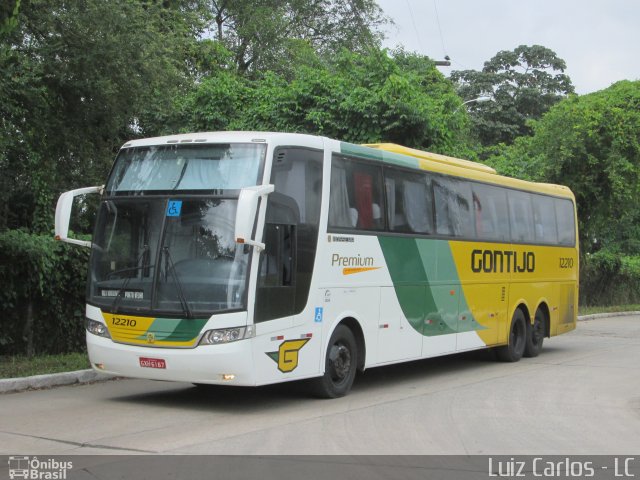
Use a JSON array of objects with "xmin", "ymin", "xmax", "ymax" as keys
[
  {"xmin": 85, "ymin": 318, "xmax": 111, "ymax": 338},
  {"xmin": 199, "ymin": 326, "xmax": 254, "ymax": 345}
]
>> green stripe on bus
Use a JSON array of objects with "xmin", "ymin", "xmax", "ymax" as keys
[
  {"xmin": 378, "ymin": 236, "xmax": 482, "ymax": 336},
  {"xmin": 136, "ymin": 317, "xmax": 208, "ymax": 341},
  {"xmin": 340, "ymin": 142, "xmax": 420, "ymax": 169}
]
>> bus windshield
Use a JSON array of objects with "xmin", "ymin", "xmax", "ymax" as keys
[
  {"xmin": 89, "ymin": 197, "xmax": 250, "ymax": 316},
  {"xmin": 88, "ymin": 143, "xmax": 266, "ymax": 317}
]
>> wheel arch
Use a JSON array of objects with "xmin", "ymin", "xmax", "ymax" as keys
[
  {"xmin": 534, "ymin": 300, "xmax": 552, "ymax": 338},
  {"xmin": 326, "ymin": 316, "xmax": 366, "ymax": 372},
  {"xmin": 510, "ymin": 301, "xmax": 532, "ymax": 325}
]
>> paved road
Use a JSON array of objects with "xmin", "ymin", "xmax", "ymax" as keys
[{"xmin": 1, "ymin": 315, "xmax": 639, "ymax": 455}]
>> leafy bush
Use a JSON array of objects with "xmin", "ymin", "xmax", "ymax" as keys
[
  {"xmin": 0, "ymin": 230, "xmax": 89, "ymax": 355},
  {"xmin": 580, "ymin": 251, "xmax": 640, "ymax": 306}
]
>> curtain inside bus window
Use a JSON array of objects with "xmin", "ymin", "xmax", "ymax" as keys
[
  {"xmin": 109, "ymin": 144, "xmax": 264, "ymax": 193},
  {"xmin": 385, "ymin": 178, "xmax": 396, "ymax": 228},
  {"xmin": 434, "ymin": 182, "xmax": 453, "ymax": 235},
  {"xmin": 473, "ymin": 192, "xmax": 483, "ymax": 236},
  {"xmin": 403, "ymin": 179, "xmax": 431, "ymax": 233},
  {"xmin": 329, "ymin": 162, "xmax": 352, "ymax": 228},
  {"xmin": 354, "ymin": 171, "xmax": 374, "ymax": 229}
]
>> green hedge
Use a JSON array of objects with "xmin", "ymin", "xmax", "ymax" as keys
[
  {"xmin": 580, "ymin": 251, "xmax": 640, "ymax": 306},
  {"xmin": 0, "ymin": 230, "xmax": 89, "ymax": 355}
]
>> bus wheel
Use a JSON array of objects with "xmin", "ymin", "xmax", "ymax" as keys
[
  {"xmin": 311, "ymin": 325, "xmax": 357, "ymax": 398},
  {"xmin": 496, "ymin": 309, "xmax": 526, "ymax": 362},
  {"xmin": 524, "ymin": 308, "xmax": 546, "ymax": 357}
]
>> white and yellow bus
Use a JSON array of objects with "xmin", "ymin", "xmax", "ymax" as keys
[{"xmin": 55, "ymin": 132, "xmax": 578, "ymax": 397}]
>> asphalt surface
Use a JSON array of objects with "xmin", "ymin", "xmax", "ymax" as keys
[{"xmin": 1, "ymin": 314, "xmax": 639, "ymax": 455}]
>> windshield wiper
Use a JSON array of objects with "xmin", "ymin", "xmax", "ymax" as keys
[
  {"xmin": 161, "ymin": 246, "xmax": 193, "ymax": 319},
  {"xmin": 106, "ymin": 263, "xmax": 155, "ymax": 279},
  {"xmin": 110, "ymin": 245, "xmax": 150, "ymax": 314}
]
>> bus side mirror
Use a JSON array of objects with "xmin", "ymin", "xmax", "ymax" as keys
[
  {"xmin": 235, "ymin": 184, "xmax": 274, "ymax": 252},
  {"xmin": 55, "ymin": 185, "xmax": 104, "ymax": 248}
]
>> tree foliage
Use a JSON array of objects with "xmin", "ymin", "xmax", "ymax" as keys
[
  {"xmin": 175, "ymin": 48, "xmax": 472, "ymax": 157},
  {"xmin": 0, "ymin": 230, "xmax": 89, "ymax": 355},
  {"xmin": 0, "ymin": 0, "xmax": 209, "ymax": 232},
  {"xmin": 451, "ymin": 45, "xmax": 574, "ymax": 146},
  {"xmin": 209, "ymin": 0, "xmax": 388, "ymax": 74},
  {"xmin": 486, "ymin": 80, "xmax": 640, "ymax": 255}
]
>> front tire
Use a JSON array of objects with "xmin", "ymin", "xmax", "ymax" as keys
[
  {"xmin": 496, "ymin": 309, "xmax": 527, "ymax": 362},
  {"xmin": 524, "ymin": 307, "xmax": 546, "ymax": 357},
  {"xmin": 310, "ymin": 325, "xmax": 357, "ymax": 398}
]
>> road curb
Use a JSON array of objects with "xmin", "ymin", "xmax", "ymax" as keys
[
  {"xmin": 1, "ymin": 312, "xmax": 638, "ymax": 394},
  {"xmin": 577, "ymin": 311, "xmax": 640, "ymax": 321},
  {"xmin": 0, "ymin": 369, "xmax": 116, "ymax": 394}
]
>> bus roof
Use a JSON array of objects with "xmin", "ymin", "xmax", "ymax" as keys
[{"xmin": 342, "ymin": 142, "xmax": 574, "ymax": 200}]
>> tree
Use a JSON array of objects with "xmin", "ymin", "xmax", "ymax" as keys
[
  {"xmin": 209, "ymin": 0, "xmax": 388, "ymax": 74},
  {"xmin": 0, "ymin": 0, "xmax": 209, "ymax": 232},
  {"xmin": 176, "ymin": 48, "xmax": 472, "ymax": 156},
  {"xmin": 451, "ymin": 45, "xmax": 574, "ymax": 146},
  {"xmin": 486, "ymin": 81, "xmax": 640, "ymax": 255}
]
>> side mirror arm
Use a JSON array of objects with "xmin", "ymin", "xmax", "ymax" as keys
[
  {"xmin": 234, "ymin": 184, "xmax": 275, "ymax": 252},
  {"xmin": 54, "ymin": 185, "xmax": 104, "ymax": 248}
]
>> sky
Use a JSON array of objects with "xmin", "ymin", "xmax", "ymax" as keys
[{"xmin": 376, "ymin": 0, "xmax": 640, "ymax": 94}]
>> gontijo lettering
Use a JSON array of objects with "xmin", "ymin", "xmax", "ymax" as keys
[{"xmin": 471, "ymin": 249, "xmax": 535, "ymax": 273}]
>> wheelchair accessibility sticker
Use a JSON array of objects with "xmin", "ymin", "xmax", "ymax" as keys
[{"xmin": 166, "ymin": 200, "xmax": 182, "ymax": 217}]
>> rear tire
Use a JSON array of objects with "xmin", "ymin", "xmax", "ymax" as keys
[
  {"xmin": 496, "ymin": 309, "xmax": 527, "ymax": 362},
  {"xmin": 524, "ymin": 307, "xmax": 546, "ymax": 357},
  {"xmin": 310, "ymin": 325, "xmax": 357, "ymax": 398}
]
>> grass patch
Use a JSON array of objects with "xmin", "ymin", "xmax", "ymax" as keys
[
  {"xmin": 579, "ymin": 304, "xmax": 640, "ymax": 316},
  {"xmin": 0, "ymin": 352, "xmax": 90, "ymax": 379}
]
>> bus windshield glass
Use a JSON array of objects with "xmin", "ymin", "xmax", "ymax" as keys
[
  {"xmin": 89, "ymin": 197, "xmax": 250, "ymax": 316},
  {"xmin": 89, "ymin": 142, "xmax": 266, "ymax": 316},
  {"xmin": 106, "ymin": 143, "xmax": 265, "ymax": 194}
]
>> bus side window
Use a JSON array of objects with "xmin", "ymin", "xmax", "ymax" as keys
[
  {"xmin": 531, "ymin": 194, "xmax": 558, "ymax": 244},
  {"xmin": 329, "ymin": 156, "xmax": 385, "ymax": 231},
  {"xmin": 508, "ymin": 190, "xmax": 535, "ymax": 243},
  {"xmin": 384, "ymin": 169, "xmax": 433, "ymax": 234},
  {"xmin": 555, "ymin": 198, "xmax": 576, "ymax": 246},
  {"xmin": 433, "ymin": 177, "xmax": 474, "ymax": 238},
  {"xmin": 472, "ymin": 183, "xmax": 509, "ymax": 242}
]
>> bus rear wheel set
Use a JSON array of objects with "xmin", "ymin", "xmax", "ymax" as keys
[{"xmin": 496, "ymin": 307, "xmax": 547, "ymax": 362}]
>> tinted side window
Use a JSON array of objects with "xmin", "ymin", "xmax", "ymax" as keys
[
  {"xmin": 256, "ymin": 148, "xmax": 323, "ymax": 323},
  {"xmin": 384, "ymin": 169, "xmax": 433, "ymax": 234},
  {"xmin": 555, "ymin": 198, "xmax": 576, "ymax": 246},
  {"xmin": 329, "ymin": 156, "xmax": 385, "ymax": 231},
  {"xmin": 531, "ymin": 194, "xmax": 558, "ymax": 244},
  {"xmin": 434, "ymin": 177, "xmax": 474, "ymax": 238},
  {"xmin": 472, "ymin": 183, "xmax": 509, "ymax": 242},
  {"xmin": 508, "ymin": 190, "xmax": 534, "ymax": 243}
]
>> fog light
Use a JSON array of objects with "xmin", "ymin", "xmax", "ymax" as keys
[
  {"xmin": 221, "ymin": 374, "xmax": 235, "ymax": 381},
  {"xmin": 94, "ymin": 363, "xmax": 105, "ymax": 370}
]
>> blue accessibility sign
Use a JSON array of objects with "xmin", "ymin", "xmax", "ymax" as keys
[{"xmin": 166, "ymin": 200, "xmax": 182, "ymax": 217}]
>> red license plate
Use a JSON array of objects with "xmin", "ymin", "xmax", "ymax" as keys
[{"xmin": 139, "ymin": 357, "xmax": 166, "ymax": 369}]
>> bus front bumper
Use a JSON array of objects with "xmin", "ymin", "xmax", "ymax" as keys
[{"xmin": 87, "ymin": 333, "xmax": 257, "ymax": 386}]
